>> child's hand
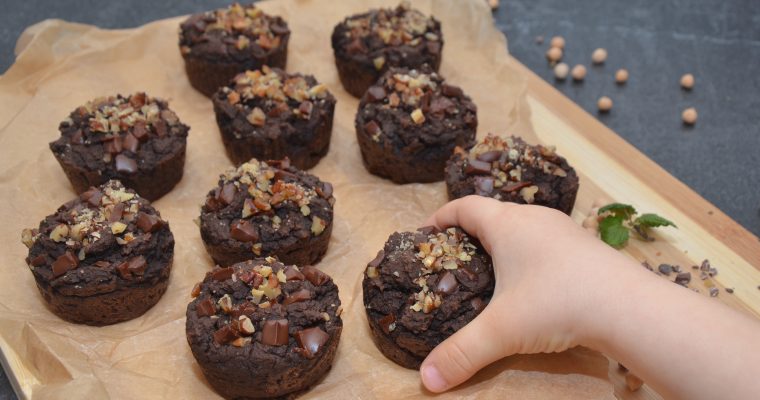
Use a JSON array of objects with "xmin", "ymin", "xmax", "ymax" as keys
[{"xmin": 418, "ymin": 196, "xmax": 760, "ymax": 398}]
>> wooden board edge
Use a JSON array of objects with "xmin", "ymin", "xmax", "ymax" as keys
[{"xmin": 507, "ymin": 57, "xmax": 760, "ymax": 270}]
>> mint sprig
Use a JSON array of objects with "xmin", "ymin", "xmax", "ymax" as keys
[{"xmin": 597, "ymin": 204, "xmax": 676, "ymax": 248}]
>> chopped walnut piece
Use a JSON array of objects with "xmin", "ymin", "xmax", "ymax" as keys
[
  {"xmin": 410, "ymin": 108, "xmax": 425, "ymax": 124},
  {"xmin": 247, "ymin": 107, "xmax": 266, "ymax": 126}
]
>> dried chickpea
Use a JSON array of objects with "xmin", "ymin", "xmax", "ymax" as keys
[
  {"xmin": 597, "ymin": 96, "xmax": 613, "ymax": 112},
  {"xmin": 571, "ymin": 64, "xmax": 587, "ymax": 81},
  {"xmin": 682, "ymin": 107, "xmax": 697, "ymax": 125},
  {"xmin": 546, "ymin": 47, "xmax": 563, "ymax": 63},
  {"xmin": 680, "ymin": 73, "xmax": 695, "ymax": 90},
  {"xmin": 592, "ymin": 48, "xmax": 607, "ymax": 64},
  {"xmin": 550, "ymin": 36, "xmax": 565, "ymax": 49},
  {"xmin": 554, "ymin": 63, "xmax": 569, "ymax": 80},
  {"xmin": 615, "ymin": 69, "xmax": 629, "ymax": 84}
]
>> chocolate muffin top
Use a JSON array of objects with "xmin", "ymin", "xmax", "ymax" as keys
[
  {"xmin": 356, "ymin": 67, "xmax": 477, "ymax": 150},
  {"xmin": 187, "ymin": 257, "xmax": 342, "ymax": 356},
  {"xmin": 446, "ymin": 134, "xmax": 579, "ymax": 207},
  {"xmin": 21, "ymin": 180, "xmax": 173, "ymax": 294},
  {"xmin": 200, "ymin": 158, "xmax": 334, "ymax": 255},
  {"xmin": 179, "ymin": 3, "xmax": 290, "ymax": 63},
  {"xmin": 50, "ymin": 93, "xmax": 189, "ymax": 175},
  {"xmin": 363, "ymin": 226, "xmax": 493, "ymax": 355},
  {"xmin": 332, "ymin": 1, "xmax": 442, "ymax": 72},
  {"xmin": 213, "ymin": 67, "xmax": 335, "ymax": 139}
]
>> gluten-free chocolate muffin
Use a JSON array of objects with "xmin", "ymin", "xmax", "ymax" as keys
[
  {"xmin": 362, "ymin": 226, "xmax": 494, "ymax": 369},
  {"xmin": 186, "ymin": 258, "xmax": 343, "ymax": 399},
  {"xmin": 445, "ymin": 134, "xmax": 579, "ymax": 214},
  {"xmin": 212, "ymin": 67, "xmax": 336, "ymax": 169},
  {"xmin": 50, "ymin": 93, "xmax": 189, "ymax": 201},
  {"xmin": 180, "ymin": 3, "xmax": 290, "ymax": 97},
  {"xmin": 199, "ymin": 158, "xmax": 334, "ymax": 267},
  {"xmin": 332, "ymin": 1, "xmax": 443, "ymax": 97},
  {"xmin": 20, "ymin": 180, "xmax": 174, "ymax": 326},
  {"xmin": 355, "ymin": 67, "xmax": 477, "ymax": 183}
]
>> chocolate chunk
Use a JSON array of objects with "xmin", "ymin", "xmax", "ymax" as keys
[
  {"xmin": 262, "ymin": 319, "xmax": 289, "ymax": 346},
  {"xmin": 364, "ymin": 120, "xmax": 381, "ymax": 136},
  {"xmin": 80, "ymin": 187, "xmax": 103, "ymax": 207},
  {"xmin": 51, "ymin": 251, "xmax": 78, "ymax": 278},
  {"xmin": 30, "ymin": 254, "xmax": 47, "ymax": 267},
  {"xmin": 127, "ymin": 256, "xmax": 147, "ymax": 275},
  {"xmin": 211, "ymin": 267, "xmax": 234, "ymax": 281},
  {"xmin": 464, "ymin": 159, "xmax": 491, "ymax": 175},
  {"xmin": 129, "ymin": 92, "xmax": 147, "ymax": 108},
  {"xmin": 501, "ymin": 181, "xmax": 533, "ymax": 193},
  {"xmin": 104, "ymin": 136, "xmax": 123, "ymax": 155},
  {"xmin": 109, "ymin": 203, "xmax": 126, "ymax": 222},
  {"xmin": 136, "ymin": 212, "xmax": 163, "ymax": 233},
  {"xmin": 230, "ymin": 220, "xmax": 259, "ymax": 242},
  {"xmin": 270, "ymin": 22, "xmax": 289, "ymax": 35},
  {"xmin": 417, "ymin": 226, "xmax": 439, "ymax": 236},
  {"xmin": 441, "ymin": 83, "xmax": 463, "ymax": 98},
  {"xmin": 115, "ymin": 154, "xmax": 138, "ymax": 174},
  {"xmin": 435, "ymin": 271, "xmax": 458, "ymax": 295},
  {"xmin": 191, "ymin": 282, "xmax": 201, "ymax": 297},
  {"xmin": 268, "ymin": 101, "xmax": 290, "ymax": 118},
  {"xmin": 378, "ymin": 314, "xmax": 396, "ymax": 335},
  {"xmin": 70, "ymin": 129, "xmax": 84, "ymax": 144},
  {"xmin": 470, "ymin": 297, "xmax": 486, "ymax": 312},
  {"xmin": 295, "ymin": 327, "xmax": 329, "ymax": 358},
  {"xmin": 474, "ymin": 176, "xmax": 494, "ymax": 195},
  {"xmin": 283, "ymin": 266, "xmax": 305, "ymax": 281},
  {"xmin": 116, "ymin": 261, "xmax": 131, "ymax": 279},
  {"xmin": 426, "ymin": 41, "xmax": 441, "ymax": 55},
  {"xmin": 283, "ymin": 289, "xmax": 312, "ymax": 305},
  {"xmin": 316, "ymin": 182, "xmax": 333, "ymax": 199},
  {"xmin": 345, "ymin": 37, "xmax": 367, "ymax": 55},
  {"xmin": 122, "ymin": 133, "xmax": 140, "ymax": 153},
  {"xmin": 366, "ymin": 86, "xmax": 387, "ymax": 102},
  {"xmin": 301, "ymin": 266, "xmax": 330, "ymax": 286},
  {"xmin": 368, "ymin": 250, "xmax": 385, "ymax": 268},
  {"xmin": 196, "ymin": 298, "xmax": 217, "ymax": 317},
  {"xmin": 476, "ymin": 150, "xmax": 503, "ymax": 163},
  {"xmin": 153, "ymin": 120, "xmax": 168, "ymax": 137},
  {"xmin": 230, "ymin": 302, "xmax": 257, "ymax": 319},
  {"xmin": 132, "ymin": 122, "xmax": 149, "ymax": 141},
  {"xmin": 219, "ymin": 183, "xmax": 237, "ymax": 205},
  {"xmin": 214, "ymin": 324, "xmax": 240, "ymax": 345},
  {"xmin": 429, "ymin": 96, "xmax": 454, "ymax": 116}
]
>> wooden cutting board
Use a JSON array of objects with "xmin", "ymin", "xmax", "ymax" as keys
[{"xmin": 509, "ymin": 58, "xmax": 760, "ymax": 399}]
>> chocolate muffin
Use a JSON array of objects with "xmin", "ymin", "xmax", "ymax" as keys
[
  {"xmin": 199, "ymin": 158, "xmax": 334, "ymax": 267},
  {"xmin": 49, "ymin": 93, "xmax": 189, "ymax": 201},
  {"xmin": 20, "ymin": 180, "xmax": 174, "ymax": 326},
  {"xmin": 332, "ymin": 1, "xmax": 443, "ymax": 97},
  {"xmin": 445, "ymin": 134, "xmax": 579, "ymax": 214},
  {"xmin": 355, "ymin": 67, "xmax": 477, "ymax": 183},
  {"xmin": 186, "ymin": 258, "xmax": 342, "ymax": 399},
  {"xmin": 180, "ymin": 3, "xmax": 290, "ymax": 97},
  {"xmin": 212, "ymin": 67, "xmax": 336, "ymax": 169},
  {"xmin": 362, "ymin": 226, "xmax": 494, "ymax": 369}
]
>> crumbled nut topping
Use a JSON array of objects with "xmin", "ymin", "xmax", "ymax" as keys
[
  {"xmin": 458, "ymin": 134, "xmax": 568, "ymax": 197},
  {"xmin": 222, "ymin": 67, "xmax": 329, "ymax": 122},
  {"xmin": 343, "ymin": 1, "xmax": 438, "ymax": 48},
  {"xmin": 191, "ymin": 3, "xmax": 284, "ymax": 50},
  {"xmin": 410, "ymin": 227, "xmax": 476, "ymax": 313}
]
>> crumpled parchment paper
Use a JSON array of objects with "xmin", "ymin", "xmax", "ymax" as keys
[{"xmin": 0, "ymin": 0, "xmax": 614, "ymax": 398}]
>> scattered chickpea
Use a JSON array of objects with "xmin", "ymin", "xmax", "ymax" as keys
[
  {"xmin": 546, "ymin": 46, "xmax": 563, "ymax": 63},
  {"xmin": 591, "ymin": 48, "xmax": 607, "ymax": 64},
  {"xmin": 554, "ymin": 63, "xmax": 569, "ymax": 80},
  {"xmin": 487, "ymin": 0, "xmax": 500, "ymax": 10},
  {"xmin": 597, "ymin": 96, "xmax": 613, "ymax": 112},
  {"xmin": 680, "ymin": 73, "xmax": 695, "ymax": 90},
  {"xmin": 550, "ymin": 36, "xmax": 565, "ymax": 49},
  {"xmin": 571, "ymin": 64, "xmax": 587, "ymax": 81},
  {"xmin": 615, "ymin": 69, "xmax": 629, "ymax": 84},
  {"xmin": 682, "ymin": 107, "xmax": 698, "ymax": 125}
]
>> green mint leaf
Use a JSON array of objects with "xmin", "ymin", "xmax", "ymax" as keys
[
  {"xmin": 598, "ymin": 203, "xmax": 637, "ymax": 220},
  {"xmin": 635, "ymin": 213, "xmax": 677, "ymax": 229},
  {"xmin": 598, "ymin": 215, "xmax": 629, "ymax": 248}
]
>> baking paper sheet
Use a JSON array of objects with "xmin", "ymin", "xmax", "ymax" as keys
[{"xmin": 0, "ymin": 0, "xmax": 614, "ymax": 398}]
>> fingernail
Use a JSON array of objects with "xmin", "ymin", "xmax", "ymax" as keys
[{"xmin": 421, "ymin": 364, "xmax": 448, "ymax": 392}]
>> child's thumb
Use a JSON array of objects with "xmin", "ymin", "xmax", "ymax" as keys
[{"xmin": 419, "ymin": 307, "xmax": 508, "ymax": 393}]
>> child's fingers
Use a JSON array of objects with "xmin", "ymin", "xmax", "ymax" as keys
[
  {"xmin": 424, "ymin": 196, "xmax": 514, "ymax": 253},
  {"xmin": 419, "ymin": 305, "xmax": 511, "ymax": 393}
]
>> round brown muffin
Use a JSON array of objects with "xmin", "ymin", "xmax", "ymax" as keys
[
  {"xmin": 332, "ymin": 1, "xmax": 443, "ymax": 97},
  {"xmin": 362, "ymin": 226, "xmax": 494, "ymax": 369},
  {"xmin": 186, "ymin": 258, "xmax": 343, "ymax": 399},
  {"xmin": 212, "ymin": 67, "xmax": 336, "ymax": 169},
  {"xmin": 445, "ymin": 134, "xmax": 580, "ymax": 215},
  {"xmin": 199, "ymin": 158, "xmax": 335, "ymax": 267},
  {"xmin": 49, "ymin": 93, "xmax": 189, "ymax": 201},
  {"xmin": 179, "ymin": 3, "xmax": 290, "ymax": 97},
  {"xmin": 20, "ymin": 180, "xmax": 174, "ymax": 326},
  {"xmin": 355, "ymin": 67, "xmax": 477, "ymax": 183}
]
